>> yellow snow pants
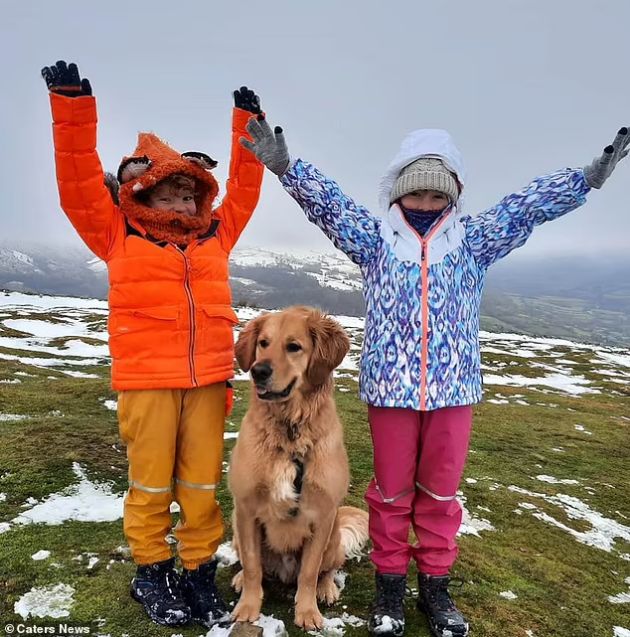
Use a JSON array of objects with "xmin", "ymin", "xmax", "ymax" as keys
[{"xmin": 117, "ymin": 382, "xmax": 226, "ymax": 569}]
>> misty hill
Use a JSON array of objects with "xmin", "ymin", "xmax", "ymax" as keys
[
  {"xmin": 481, "ymin": 256, "xmax": 630, "ymax": 346},
  {"xmin": 1, "ymin": 241, "xmax": 628, "ymax": 346}
]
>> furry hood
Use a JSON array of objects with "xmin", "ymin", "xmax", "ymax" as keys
[{"xmin": 117, "ymin": 133, "xmax": 220, "ymax": 244}]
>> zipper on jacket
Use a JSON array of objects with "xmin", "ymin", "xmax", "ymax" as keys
[
  {"xmin": 400, "ymin": 211, "xmax": 450, "ymax": 411},
  {"xmin": 419, "ymin": 238, "xmax": 429, "ymax": 410},
  {"xmin": 175, "ymin": 245, "xmax": 198, "ymax": 387}
]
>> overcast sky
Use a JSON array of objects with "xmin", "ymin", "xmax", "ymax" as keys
[{"xmin": 1, "ymin": 0, "xmax": 628, "ymax": 259}]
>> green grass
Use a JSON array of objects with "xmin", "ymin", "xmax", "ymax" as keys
[{"xmin": 1, "ymin": 361, "xmax": 629, "ymax": 636}]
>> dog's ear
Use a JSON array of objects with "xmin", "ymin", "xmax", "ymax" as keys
[
  {"xmin": 307, "ymin": 312, "xmax": 350, "ymax": 386},
  {"xmin": 235, "ymin": 314, "xmax": 266, "ymax": 372}
]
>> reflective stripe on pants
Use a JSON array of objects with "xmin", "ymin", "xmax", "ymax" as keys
[
  {"xmin": 365, "ymin": 405, "xmax": 473, "ymax": 575},
  {"xmin": 118, "ymin": 382, "xmax": 226, "ymax": 567}
]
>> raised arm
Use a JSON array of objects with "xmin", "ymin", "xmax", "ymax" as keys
[
  {"xmin": 240, "ymin": 119, "xmax": 381, "ymax": 266},
  {"xmin": 465, "ymin": 125, "xmax": 629, "ymax": 270},
  {"xmin": 464, "ymin": 168, "xmax": 589, "ymax": 269},
  {"xmin": 215, "ymin": 87, "xmax": 265, "ymax": 251},
  {"xmin": 42, "ymin": 61, "xmax": 121, "ymax": 261}
]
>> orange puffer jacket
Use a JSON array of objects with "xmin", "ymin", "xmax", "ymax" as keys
[{"xmin": 49, "ymin": 93, "xmax": 264, "ymax": 391}]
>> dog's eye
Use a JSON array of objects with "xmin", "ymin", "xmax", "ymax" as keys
[
  {"xmin": 286, "ymin": 342, "xmax": 302, "ymax": 353},
  {"xmin": 259, "ymin": 339, "xmax": 269, "ymax": 349}
]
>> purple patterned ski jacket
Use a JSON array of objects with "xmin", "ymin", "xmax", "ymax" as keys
[{"xmin": 280, "ymin": 130, "xmax": 590, "ymax": 410}]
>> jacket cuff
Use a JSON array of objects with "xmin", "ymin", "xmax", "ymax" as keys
[
  {"xmin": 50, "ymin": 92, "xmax": 97, "ymax": 125},
  {"xmin": 232, "ymin": 107, "xmax": 258, "ymax": 133}
]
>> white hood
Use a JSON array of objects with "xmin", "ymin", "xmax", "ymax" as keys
[{"xmin": 378, "ymin": 129, "xmax": 466, "ymax": 214}]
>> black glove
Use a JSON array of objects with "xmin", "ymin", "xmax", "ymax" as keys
[
  {"xmin": 233, "ymin": 86, "xmax": 261, "ymax": 114},
  {"xmin": 41, "ymin": 60, "xmax": 92, "ymax": 97}
]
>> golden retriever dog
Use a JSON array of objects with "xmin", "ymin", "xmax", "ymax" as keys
[{"xmin": 228, "ymin": 306, "xmax": 369, "ymax": 630}]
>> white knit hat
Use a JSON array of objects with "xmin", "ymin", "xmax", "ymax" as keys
[{"xmin": 390, "ymin": 157, "xmax": 459, "ymax": 203}]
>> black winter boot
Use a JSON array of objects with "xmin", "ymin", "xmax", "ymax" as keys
[
  {"xmin": 367, "ymin": 573, "xmax": 407, "ymax": 636},
  {"xmin": 181, "ymin": 558, "xmax": 231, "ymax": 628},
  {"xmin": 130, "ymin": 557, "xmax": 191, "ymax": 626},
  {"xmin": 417, "ymin": 573, "xmax": 469, "ymax": 637}
]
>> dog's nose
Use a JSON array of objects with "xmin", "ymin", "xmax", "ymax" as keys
[{"xmin": 251, "ymin": 362, "xmax": 273, "ymax": 384}]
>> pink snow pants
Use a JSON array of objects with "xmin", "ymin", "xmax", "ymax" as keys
[{"xmin": 364, "ymin": 405, "xmax": 473, "ymax": 576}]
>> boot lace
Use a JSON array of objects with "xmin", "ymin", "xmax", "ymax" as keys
[
  {"xmin": 158, "ymin": 567, "xmax": 184, "ymax": 602},
  {"xmin": 375, "ymin": 578, "xmax": 406, "ymax": 615},
  {"xmin": 427, "ymin": 576, "xmax": 464, "ymax": 612}
]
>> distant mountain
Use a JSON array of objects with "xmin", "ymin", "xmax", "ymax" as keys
[
  {"xmin": 1, "ymin": 241, "xmax": 628, "ymax": 346},
  {"xmin": 481, "ymin": 256, "xmax": 630, "ymax": 346},
  {"xmin": 229, "ymin": 248, "xmax": 365, "ymax": 316},
  {"xmin": 0, "ymin": 242, "xmax": 108, "ymax": 299}
]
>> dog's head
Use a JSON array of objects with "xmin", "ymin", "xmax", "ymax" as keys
[{"xmin": 235, "ymin": 306, "xmax": 350, "ymax": 402}]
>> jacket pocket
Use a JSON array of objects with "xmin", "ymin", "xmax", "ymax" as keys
[
  {"xmin": 199, "ymin": 305, "xmax": 239, "ymax": 324},
  {"xmin": 110, "ymin": 305, "xmax": 180, "ymax": 332},
  {"xmin": 109, "ymin": 306, "xmax": 180, "ymax": 359},
  {"xmin": 131, "ymin": 306, "xmax": 181, "ymax": 321},
  {"xmin": 196, "ymin": 305, "xmax": 239, "ymax": 354}
]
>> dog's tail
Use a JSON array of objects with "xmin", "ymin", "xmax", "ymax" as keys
[{"xmin": 338, "ymin": 506, "xmax": 370, "ymax": 560}]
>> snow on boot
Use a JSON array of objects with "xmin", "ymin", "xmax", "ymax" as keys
[
  {"xmin": 367, "ymin": 572, "xmax": 407, "ymax": 636},
  {"xmin": 417, "ymin": 573, "xmax": 469, "ymax": 637},
  {"xmin": 181, "ymin": 558, "xmax": 231, "ymax": 628},
  {"xmin": 130, "ymin": 557, "xmax": 191, "ymax": 626}
]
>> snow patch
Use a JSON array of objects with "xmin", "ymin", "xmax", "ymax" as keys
[
  {"xmin": 206, "ymin": 613, "xmax": 288, "ymax": 637},
  {"xmin": 31, "ymin": 550, "xmax": 51, "ymax": 561},
  {"xmin": 597, "ymin": 352, "xmax": 630, "ymax": 368},
  {"xmin": 509, "ymin": 486, "xmax": 630, "ymax": 553},
  {"xmin": 308, "ymin": 613, "xmax": 367, "ymax": 636},
  {"xmin": 216, "ymin": 541, "xmax": 239, "ymax": 568},
  {"xmin": 12, "ymin": 463, "xmax": 123, "ymax": 525},
  {"xmin": 483, "ymin": 372, "xmax": 597, "ymax": 395},
  {"xmin": 14, "ymin": 583, "xmax": 75, "ymax": 619},
  {"xmin": 3, "ymin": 318, "xmax": 106, "ymax": 340},
  {"xmin": 458, "ymin": 493, "xmax": 495, "ymax": 536},
  {"xmin": 334, "ymin": 570, "xmax": 348, "ymax": 593},
  {"xmin": 609, "ymin": 578, "xmax": 630, "ymax": 604},
  {"xmin": 535, "ymin": 475, "xmax": 579, "ymax": 485}
]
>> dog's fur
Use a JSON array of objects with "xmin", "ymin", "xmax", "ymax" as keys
[{"xmin": 228, "ymin": 306, "xmax": 369, "ymax": 630}]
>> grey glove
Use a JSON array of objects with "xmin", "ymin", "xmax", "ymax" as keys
[
  {"xmin": 583, "ymin": 127, "xmax": 629, "ymax": 188},
  {"xmin": 240, "ymin": 115, "xmax": 290, "ymax": 177}
]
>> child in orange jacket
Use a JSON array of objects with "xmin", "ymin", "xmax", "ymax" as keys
[{"xmin": 41, "ymin": 60, "xmax": 265, "ymax": 629}]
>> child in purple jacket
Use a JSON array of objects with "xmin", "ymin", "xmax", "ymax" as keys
[{"xmin": 241, "ymin": 118, "xmax": 628, "ymax": 637}]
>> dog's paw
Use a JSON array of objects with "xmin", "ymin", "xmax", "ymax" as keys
[
  {"xmin": 232, "ymin": 593, "xmax": 263, "ymax": 623},
  {"xmin": 294, "ymin": 604, "xmax": 324, "ymax": 630},
  {"xmin": 231, "ymin": 569, "xmax": 244, "ymax": 593},
  {"xmin": 317, "ymin": 576, "xmax": 340, "ymax": 605}
]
